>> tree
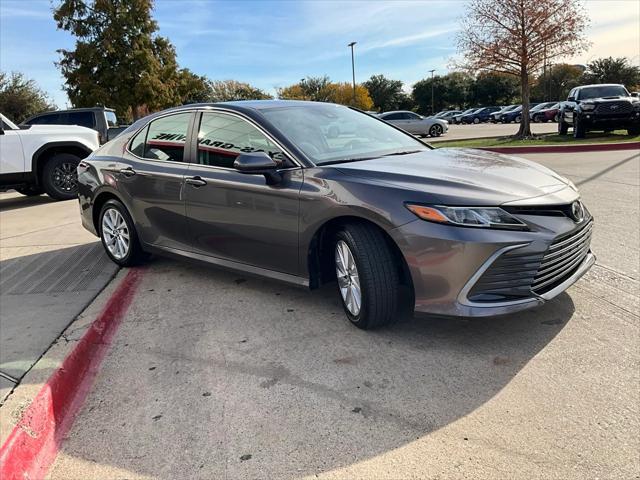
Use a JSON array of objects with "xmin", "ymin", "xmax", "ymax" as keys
[
  {"xmin": 277, "ymin": 76, "xmax": 373, "ymax": 110},
  {"xmin": 209, "ymin": 79, "xmax": 272, "ymax": 102},
  {"xmin": 0, "ymin": 71, "xmax": 56, "ymax": 123},
  {"xmin": 54, "ymin": 0, "xmax": 182, "ymax": 121},
  {"xmin": 582, "ymin": 57, "xmax": 640, "ymax": 90},
  {"xmin": 412, "ymin": 72, "xmax": 474, "ymax": 113},
  {"xmin": 176, "ymin": 70, "xmax": 213, "ymax": 105},
  {"xmin": 457, "ymin": 0, "xmax": 590, "ymax": 137},
  {"xmin": 471, "ymin": 72, "xmax": 520, "ymax": 106},
  {"xmin": 531, "ymin": 63, "xmax": 583, "ymax": 101},
  {"xmin": 363, "ymin": 75, "xmax": 404, "ymax": 112}
]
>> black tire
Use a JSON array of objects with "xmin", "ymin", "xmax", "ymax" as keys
[
  {"xmin": 334, "ymin": 223, "xmax": 399, "ymax": 329},
  {"xmin": 42, "ymin": 153, "xmax": 81, "ymax": 200},
  {"xmin": 99, "ymin": 199, "xmax": 146, "ymax": 267},
  {"xmin": 628, "ymin": 127, "xmax": 640, "ymax": 136},
  {"xmin": 554, "ymin": 113, "xmax": 559, "ymax": 122},
  {"xmin": 515, "ymin": 115, "xmax": 522, "ymax": 123},
  {"xmin": 15, "ymin": 185, "xmax": 44, "ymax": 196},
  {"xmin": 429, "ymin": 124, "xmax": 443, "ymax": 137},
  {"xmin": 573, "ymin": 117, "xmax": 586, "ymax": 139},
  {"xmin": 558, "ymin": 117, "xmax": 569, "ymax": 135},
  {"xmin": 472, "ymin": 117, "xmax": 480, "ymax": 124}
]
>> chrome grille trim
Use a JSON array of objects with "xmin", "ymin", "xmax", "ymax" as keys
[{"xmin": 532, "ymin": 220, "xmax": 593, "ymax": 294}]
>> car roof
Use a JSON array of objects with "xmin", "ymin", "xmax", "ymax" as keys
[
  {"xmin": 378, "ymin": 110, "xmax": 414, "ymax": 115},
  {"xmin": 576, "ymin": 84, "xmax": 624, "ymax": 89}
]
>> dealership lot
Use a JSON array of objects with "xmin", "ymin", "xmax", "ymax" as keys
[
  {"xmin": 1, "ymin": 150, "xmax": 638, "ymax": 479},
  {"xmin": 429, "ymin": 121, "xmax": 558, "ymax": 142}
]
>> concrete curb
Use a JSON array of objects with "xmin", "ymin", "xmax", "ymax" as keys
[
  {"xmin": 0, "ymin": 268, "xmax": 144, "ymax": 480},
  {"xmin": 437, "ymin": 141, "xmax": 640, "ymax": 154}
]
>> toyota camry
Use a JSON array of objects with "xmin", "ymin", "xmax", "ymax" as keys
[{"xmin": 78, "ymin": 100, "xmax": 595, "ymax": 329}]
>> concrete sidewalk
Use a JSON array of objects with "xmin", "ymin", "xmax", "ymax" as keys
[{"xmin": 0, "ymin": 192, "xmax": 117, "ymax": 403}]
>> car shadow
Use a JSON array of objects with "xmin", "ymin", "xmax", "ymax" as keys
[
  {"xmin": 0, "ymin": 193, "xmax": 58, "ymax": 212},
  {"xmin": 46, "ymin": 255, "xmax": 576, "ymax": 479}
]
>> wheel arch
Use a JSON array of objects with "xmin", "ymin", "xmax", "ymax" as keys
[
  {"xmin": 306, "ymin": 215, "xmax": 413, "ymax": 294},
  {"xmin": 91, "ymin": 189, "xmax": 126, "ymax": 234},
  {"xmin": 31, "ymin": 142, "xmax": 93, "ymax": 186}
]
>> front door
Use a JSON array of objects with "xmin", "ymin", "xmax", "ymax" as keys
[
  {"xmin": 0, "ymin": 125, "xmax": 25, "ymax": 176},
  {"xmin": 184, "ymin": 111, "xmax": 302, "ymax": 275},
  {"xmin": 116, "ymin": 112, "xmax": 193, "ymax": 251}
]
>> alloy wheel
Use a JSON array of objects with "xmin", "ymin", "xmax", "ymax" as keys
[
  {"xmin": 52, "ymin": 162, "xmax": 78, "ymax": 193},
  {"xmin": 102, "ymin": 208, "xmax": 130, "ymax": 260},
  {"xmin": 335, "ymin": 240, "xmax": 361, "ymax": 316}
]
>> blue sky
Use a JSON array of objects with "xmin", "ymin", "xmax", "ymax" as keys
[{"xmin": 1, "ymin": 0, "xmax": 639, "ymax": 108}]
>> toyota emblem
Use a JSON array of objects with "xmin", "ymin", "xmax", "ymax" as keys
[{"xmin": 571, "ymin": 201, "xmax": 585, "ymax": 223}]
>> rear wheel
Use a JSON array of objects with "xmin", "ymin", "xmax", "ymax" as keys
[
  {"xmin": 334, "ymin": 223, "xmax": 399, "ymax": 329},
  {"xmin": 99, "ymin": 199, "xmax": 146, "ymax": 267},
  {"xmin": 429, "ymin": 124, "xmax": 443, "ymax": 137},
  {"xmin": 42, "ymin": 153, "xmax": 81, "ymax": 200},
  {"xmin": 573, "ymin": 117, "xmax": 586, "ymax": 138},
  {"xmin": 473, "ymin": 117, "xmax": 480, "ymax": 124},
  {"xmin": 515, "ymin": 115, "xmax": 522, "ymax": 123},
  {"xmin": 558, "ymin": 116, "xmax": 569, "ymax": 134}
]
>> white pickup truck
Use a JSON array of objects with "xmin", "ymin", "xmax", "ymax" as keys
[{"xmin": 0, "ymin": 113, "xmax": 100, "ymax": 200}]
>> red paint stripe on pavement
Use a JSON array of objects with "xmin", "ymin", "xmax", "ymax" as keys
[{"xmin": 0, "ymin": 268, "xmax": 144, "ymax": 480}]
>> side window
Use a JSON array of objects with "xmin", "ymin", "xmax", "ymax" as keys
[
  {"xmin": 382, "ymin": 113, "xmax": 402, "ymax": 121},
  {"xmin": 67, "ymin": 111, "xmax": 95, "ymax": 128},
  {"xmin": 197, "ymin": 112, "xmax": 286, "ymax": 168},
  {"xmin": 406, "ymin": 112, "xmax": 421, "ymax": 120},
  {"xmin": 28, "ymin": 114, "xmax": 58, "ymax": 125},
  {"xmin": 129, "ymin": 127, "xmax": 148, "ymax": 157},
  {"xmin": 141, "ymin": 113, "xmax": 191, "ymax": 162},
  {"xmin": 568, "ymin": 88, "xmax": 576, "ymax": 100},
  {"xmin": 105, "ymin": 111, "xmax": 118, "ymax": 127}
]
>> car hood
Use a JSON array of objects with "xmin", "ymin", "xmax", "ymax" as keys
[
  {"xmin": 584, "ymin": 96, "xmax": 635, "ymax": 103},
  {"xmin": 334, "ymin": 148, "xmax": 578, "ymax": 206}
]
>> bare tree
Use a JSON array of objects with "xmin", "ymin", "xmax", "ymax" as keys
[{"xmin": 457, "ymin": 0, "xmax": 590, "ymax": 138}]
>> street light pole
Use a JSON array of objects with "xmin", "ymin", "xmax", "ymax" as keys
[
  {"xmin": 428, "ymin": 69, "xmax": 436, "ymax": 115},
  {"xmin": 348, "ymin": 41, "xmax": 357, "ymax": 104}
]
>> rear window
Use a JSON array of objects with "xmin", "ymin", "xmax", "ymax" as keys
[
  {"xmin": 67, "ymin": 112, "xmax": 95, "ymax": 128},
  {"xmin": 105, "ymin": 111, "xmax": 118, "ymax": 127}
]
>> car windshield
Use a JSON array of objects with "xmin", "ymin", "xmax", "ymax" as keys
[
  {"xmin": 578, "ymin": 85, "xmax": 629, "ymax": 100},
  {"xmin": 261, "ymin": 104, "xmax": 428, "ymax": 165}
]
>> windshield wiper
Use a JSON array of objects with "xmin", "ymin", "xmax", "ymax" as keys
[
  {"xmin": 382, "ymin": 150, "xmax": 424, "ymax": 157},
  {"xmin": 318, "ymin": 157, "xmax": 378, "ymax": 166}
]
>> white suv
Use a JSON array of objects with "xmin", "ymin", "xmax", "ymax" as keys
[{"xmin": 0, "ymin": 113, "xmax": 100, "ymax": 200}]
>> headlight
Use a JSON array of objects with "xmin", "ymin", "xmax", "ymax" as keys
[
  {"xmin": 405, "ymin": 204, "xmax": 528, "ymax": 230},
  {"xmin": 581, "ymin": 102, "xmax": 595, "ymax": 111}
]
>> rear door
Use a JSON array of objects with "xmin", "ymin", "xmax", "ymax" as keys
[
  {"xmin": 183, "ymin": 110, "xmax": 302, "ymax": 275},
  {"xmin": 403, "ymin": 112, "xmax": 424, "ymax": 134},
  {"xmin": 116, "ymin": 111, "xmax": 194, "ymax": 251}
]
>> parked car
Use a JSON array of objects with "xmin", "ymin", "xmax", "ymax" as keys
[
  {"xmin": 434, "ymin": 110, "xmax": 462, "ymax": 122},
  {"xmin": 0, "ymin": 112, "xmax": 99, "ymax": 199},
  {"xmin": 528, "ymin": 102, "xmax": 559, "ymax": 122},
  {"xmin": 22, "ymin": 107, "xmax": 127, "ymax": 144},
  {"xmin": 501, "ymin": 105, "xmax": 537, "ymax": 123},
  {"xmin": 451, "ymin": 108, "xmax": 480, "ymax": 124},
  {"xmin": 531, "ymin": 103, "xmax": 560, "ymax": 123},
  {"xmin": 461, "ymin": 106, "xmax": 502, "ymax": 124},
  {"xmin": 490, "ymin": 105, "xmax": 518, "ymax": 123},
  {"xmin": 558, "ymin": 84, "xmax": 640, "ymax": 138},
  {"xmin": 377, "ymin": 110, "xmax": 448, "ymax": 137},
  {"xmin": 79, "ymin": 100, "xmax": 595, "ymax": 329}
]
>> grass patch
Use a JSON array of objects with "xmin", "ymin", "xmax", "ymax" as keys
[{"xmin": 434, "ymin": 130, "xmax": 640, "ymax": 148}]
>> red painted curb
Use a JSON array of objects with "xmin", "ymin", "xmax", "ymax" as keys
[
  {"xmin": 0, "ymin": 268, "xmax": 144, "ymax": 480},
  {"xmin": 479, "ymin": 141, "xmax": 640, "ymax": 154}
]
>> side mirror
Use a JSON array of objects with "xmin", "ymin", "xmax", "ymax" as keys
[
  {"xmin": 234, "ymin": 152, "xmax": 281, "ymax": 185},
  {"xmin": 631, "ymin": 92, "xmax": 639, "ymax": 98},
  {"xmin": 567, "ymin": 96, "xmax": 576, "ymax": 102}
]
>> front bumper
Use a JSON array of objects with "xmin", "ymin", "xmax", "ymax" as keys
[
  {"xmin": 389, "ymin": 214, "xmax": 595, "ymax": 317},
  {"xmin": 578, "ymin": 111, "xmax": 640, "ymax": 127}
]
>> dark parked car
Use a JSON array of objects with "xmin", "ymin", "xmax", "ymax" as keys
[
  {"xmin": 558, "ymin": 84, "xmax": 640, "ymax": 138},
  {"xmin": 528, "ymin": 102, "xmax": 558, "ymax": 122},
  {"xmin": 490, "ymin": 105, "xmax": 518, "ymax": 123},
  {"xmin": 461, "ymin": 106, "xmax": 502, "ymax": 124},
  {"xmin": 22, "ymin": 107, "xmax": 127, "ymax": 144},
  {"xmin": 451, "ymin": 108, "xmax": 480, "ymax": 124},
  {"xmin": 501, "ymin": 105, "xmax": 540, "ymax": 123},
  {"xmin": 79, "ymin": 101, "xmax": 595, "ymax": 329},
  {"xmin": 532, "ymin": 103, "xmax": 560, "ymax": 123}
]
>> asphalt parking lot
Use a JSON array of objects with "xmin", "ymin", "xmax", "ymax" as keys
[
  {"xmin": 429, "ymin": 122, "xmax": 558, "ymax": 142},
  {"xmin": 1, "ymin": 149, "xmax": 638, "ymax": 479}
]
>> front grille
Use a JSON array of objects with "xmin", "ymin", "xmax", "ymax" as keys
[
  {"xmin": 531, "ymin": 220, "xmax": 593, "ymax": 294},
  {"xmin": 594, "ymin": 101, "xmax": 633, "ymax": 114},
  {"xmin": 467, "ymin": 249, "xmax": 544, "ymax": 303},
  {"xmin": 466, "ymin": 220, "xmax": 593, "ymax": 303}
]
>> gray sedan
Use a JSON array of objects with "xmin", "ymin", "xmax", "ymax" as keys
[
  {"xmin": 78, "ymin": 100, "xmax": 594, "ymax": 330},
  {"xmin": 378, "ymin": 110, "xmax": 448, "ymax": 137}
]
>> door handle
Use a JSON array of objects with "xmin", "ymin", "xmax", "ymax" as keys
[
  {"xmin": 119, "ymin": 166, "xmax": 136, "ymax": 177},
  {"xmin": 185, "ymin": 176, "xmax": 207, "ymax": 187}
]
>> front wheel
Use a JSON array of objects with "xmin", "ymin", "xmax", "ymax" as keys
[
  {"xmin": 515, "ymin": 115, "xmax": 522, "ymax": 123},
  {"xmin": 99, "ymin": 199, "xmax": 146, "ymax": 267},
  {"xmin": 429, "ymin": 124, "xmax": 443, "ymax": 137},
  {"xmin": 42, "ymin": 153, "xmax": 81, "ymax": 200},
  {"xmin": 573, "ymin": 117, "xmax": 586, "ymax": 138},
  {"xmin": 473, "ymin": 117, "xmax": 480, "ymax": 124},
  {"xmin": 334, "ymin": 223, "xmax": 399, "ymax": 329},
  {"xmin": 558, "ymin": 117, "xmax": 569, "ymax": 134}
]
